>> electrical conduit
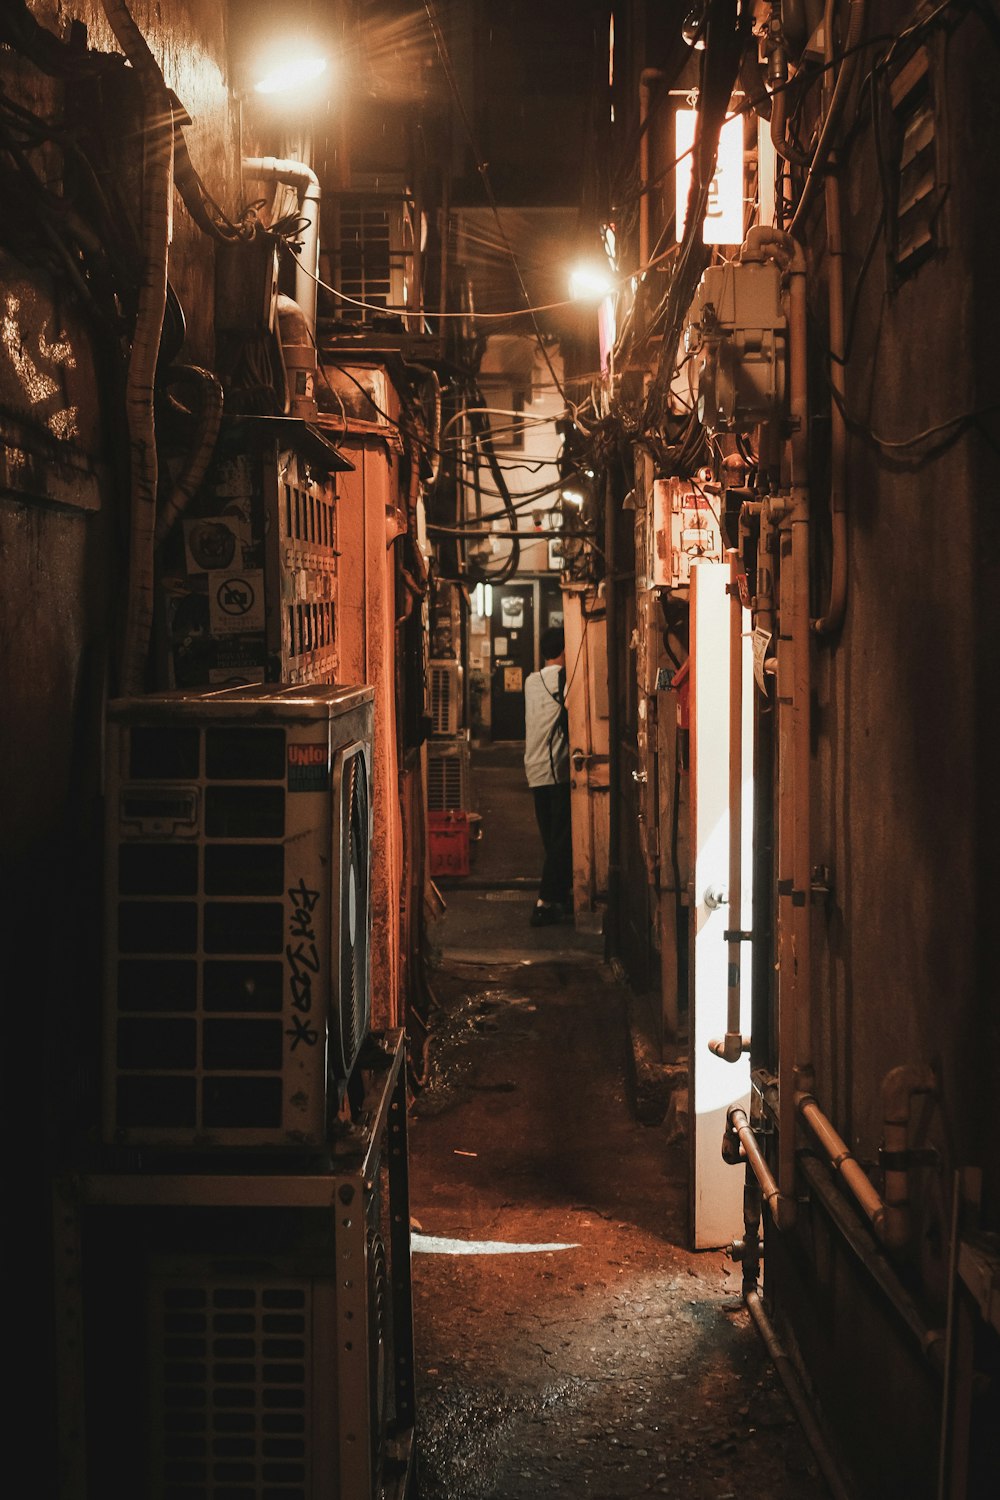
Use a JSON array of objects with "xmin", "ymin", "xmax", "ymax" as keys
[{"xmin": 102, "ymin": 0, "xmax": 173, "ymax": 695}]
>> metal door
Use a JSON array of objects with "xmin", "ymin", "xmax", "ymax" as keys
[
  {"xmin": 489, "ymin": 583, "xmax": 535, "ymax": 739},
  {"xmin": 564, "ymin": 588, "xmax": 610, "ymax": 932}
]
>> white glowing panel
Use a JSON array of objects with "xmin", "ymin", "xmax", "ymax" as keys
[
  {"xmin": 690, "ymin": 561, "xmax": 753, "ymax": 1248},
  {"xmin": 675, "ymin": 110, "xmax": 745, "ymax": 245}
]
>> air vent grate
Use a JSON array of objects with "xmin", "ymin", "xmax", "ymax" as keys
[{"xmin": 150, "ymin": 1274, "xmax": 312, "ymax": 1499}]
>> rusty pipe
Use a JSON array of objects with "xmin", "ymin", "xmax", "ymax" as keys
[
  {"xmin": 745, "ymin": 1288, "xmax": 853, "ymax": 1500},
  {"xmin": 727, "ymin": 1106, "xmax": 791, "ymax": 1228},
  {"xmin": 742, "ymin": 227, "xmax": 810, "ymax": 1223},
  {"xmin": 812, "ymin": 165, "xmax": 847, "ymax": 633},
  {"xmin": 723, "ymin": 548, "xmax": 747, "ymax": 1060},
  {"xmin": 796, "ymin": 1091, "xmax": 887, "ymax": 1236}
]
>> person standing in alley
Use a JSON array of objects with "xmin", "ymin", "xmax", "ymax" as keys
[{"xmin": 523, "ymin": 625, "xmax": 572, "ymax": 925}]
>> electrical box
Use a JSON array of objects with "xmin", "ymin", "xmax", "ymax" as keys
[
  {"xmin": 685, "ymin": 260, "xmax": 787, "ymax": 433},
  {"xmin": 160, "ymin": 417, "xmax": 352, "ymax": 691},
  {"xmin": 104, "ymin": 684, "xmax": 373, "ymax": 1149},
  {"xmin": 651, "ymin": 477, "xmax": 723, "ymax": 591}
]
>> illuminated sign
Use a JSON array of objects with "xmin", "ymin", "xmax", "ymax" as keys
[{"xmin": 675, "ymin": 109, "xmax": 745, "ymax": 245}]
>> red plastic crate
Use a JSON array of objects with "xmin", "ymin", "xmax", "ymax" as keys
[{"xmin": 428, "ymin": 811, "xmax": 470, "ymax": 877}]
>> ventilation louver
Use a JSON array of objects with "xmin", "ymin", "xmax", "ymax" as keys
[{"xmin": 104, "ymin": 684, "xmax": 374, "ymax": 1148}]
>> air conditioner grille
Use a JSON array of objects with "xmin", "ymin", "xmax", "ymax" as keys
[
  {"xmin": 107, "ymin": 690, "xmax": 374, "ymax": 1147},
  {"xmin": 151, "ymin": 1274, "xmax": 313, "ymax": 1499},
  {"xmin": 427, "ymin": 743, "xmax": 470, "ymax": 813}
]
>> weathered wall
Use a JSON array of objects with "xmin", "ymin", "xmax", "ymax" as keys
[
  {"xmin": 766, "ymin": 4, "xmax": 1000, "ymax": 1492},
  {"xmin": 2, "ymin": 2, "xmax": 242, "ymax": 1477}
]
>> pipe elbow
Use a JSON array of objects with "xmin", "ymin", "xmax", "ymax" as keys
[
  {"xmin": 881, "ymin": 1064, "xmax": 936, "ymax": 1125},
  {"xmin": 740, "ymin": 225, "xmax": 806, "ymax": 275}
]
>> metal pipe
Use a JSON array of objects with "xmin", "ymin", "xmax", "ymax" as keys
[
  {"xmin": 714, "ymin": 548, "xmax": 747, "ymax": 1061},
  {"xmin": 727, "ymin": 1106, "xmax": 785, "ymax": 1226},
  {"xmin": 798, "ymin": 1153, "xmax": 942, "ymax": 1359},
  {"xmin": 796, "ymin": 1090, "xmax": 886, "ymax": 1235},
  {"xmin": 790, "ymin": 0, "xmax": 866, "ymax": 237},
  {"xmin": 242, "ymin": 156, "xmax": 321, "ymax": 335},
  {"xmin": 812, "ymin": 52, "xmax": 849, "ymax": 633},
  {"xmin": 881, "ymin": 1063, "xmax": 936, "ymax": 1251},
  {"xmin": 742, "ymin": 225, "xmax": 810, "ymax": 1223},
  {"xmin": 744, "ymin": 1288, "xmax": 854, "ymax": 1500}
]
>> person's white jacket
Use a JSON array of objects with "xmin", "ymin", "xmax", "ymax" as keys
[{"xmin": 523, "ymin": 664, "xmax": 569, "ymax": 787}]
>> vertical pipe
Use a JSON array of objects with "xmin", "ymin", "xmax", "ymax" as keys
[{"xmin": 726, "ymin": 548, "xmax": 744, "ymax": 1051}]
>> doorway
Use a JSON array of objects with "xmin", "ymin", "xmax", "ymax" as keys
[{"xmin": 488, "ymin": 578, "xmax": 563, "ymax": 740}]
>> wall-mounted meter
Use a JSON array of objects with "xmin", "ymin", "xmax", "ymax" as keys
[
  {"xmin": 685, "ymin": 260, "xmax": 787, "ymax": 433},
  {"xmin": 651, "ymin": 476, "xmax": 722, "ymax": 591}
]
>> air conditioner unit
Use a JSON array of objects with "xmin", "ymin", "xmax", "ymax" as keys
[
  {"xmin": 428, "ymin": 660, "xmax": 462, "ymax": 736},
  {"xmin": 104, "ymin": 684, "xmax": 374, "ymax": 1149},
  {"xmin": 427, "ymin": 739, "xmax": 471, "ymax": 813},
  {"xmin": 56, "ymin": 1038, "xmax": 416, "ymax": 1500}
]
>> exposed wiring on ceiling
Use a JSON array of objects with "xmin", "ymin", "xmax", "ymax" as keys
[{"xmin": 420, "ymin": 0, "xmax": 566, "ymax": 401}]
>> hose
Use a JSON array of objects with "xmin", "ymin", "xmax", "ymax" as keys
[
  {"xmin": 102, "ymin": 0, "xmax": 173, "ymax": 695},
  {"xmin": 154, "ymin": 366, "xmax": 224, "ymax": 546}
]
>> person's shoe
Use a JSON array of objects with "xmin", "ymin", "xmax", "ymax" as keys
[{"xmin": 529, "ymin": 902, "xmax": 562, "ymax": 927}]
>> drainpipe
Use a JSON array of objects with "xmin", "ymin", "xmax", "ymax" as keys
[
  {"xmin": 741, "ymin": 225, "xmax": 811, "ymax": 1225},
  {"xmin": 102, "ymin": 0, "xmax": 173, "ymax": 696},
  {"xmin": 810, "ymin": 0, "xmax": 864, "ymax": 635},
  {"xmin": 242, "ymin": 156, "xmax": 321, "ymax": 336},
  {"xmin": 709, "ymin": 549, "xmax": 750, "ymax": 1062},
  {"xmin": 881, "ymin": 1064, "xmax": 936, "ymax": 1250}
]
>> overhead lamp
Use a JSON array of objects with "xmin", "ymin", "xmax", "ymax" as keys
[
  {"xmin": 682, "ymin": 3, "xmax": 708, "ymax": 50},
  {"xmin": 561, "ymin": 487, "xmax": 584, "ymax": 507},
  {"xmin": 253, "ymin": 50, "xmax": 328, "ymax": 96},
  {"xmin": 569, "ymin": 265, "xmax": 614, "ymax": 302}
]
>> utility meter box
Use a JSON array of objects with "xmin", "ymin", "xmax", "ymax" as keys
[
  {"xmin": 686, "ymin": 260, "xmax": 787, "ymax": 433},
  {"xmin": 650, "ymin": 477, "xmax": 723, "ymax": 591}
]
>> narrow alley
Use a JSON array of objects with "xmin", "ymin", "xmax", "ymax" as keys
[
  {"xmin": 409, "ymin": 750, "xmax": 825, "ymax": 1499},
  {"xmin": 4, "ymin": 4, "xmax": 999, "ymax": 1499}
]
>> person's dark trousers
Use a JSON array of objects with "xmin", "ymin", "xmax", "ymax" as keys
[{"xmin": 532, "ymin": 780, "xmax": 572, "ymax": 905}]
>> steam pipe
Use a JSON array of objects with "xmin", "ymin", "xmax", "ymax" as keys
[{"xmin": 242, "ymin": 156, "xmax": 321, "ymax": 336}]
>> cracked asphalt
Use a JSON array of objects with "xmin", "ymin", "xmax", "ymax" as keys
[{"xmin": 408, "ymin": 956, "xmax": 828, "ymax": 1499}]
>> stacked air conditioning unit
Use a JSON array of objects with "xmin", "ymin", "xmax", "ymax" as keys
[
  {"xmin": 57, "ymin": 1042, "xmax": 415, "ymax": 1500},
  {"xmin": 58, "ymin": 683, "xmax": 417, "ymax": 1497},
  {"xmin": 104, "ymin": 684, "xmax": 374, "ymax": 1147}
]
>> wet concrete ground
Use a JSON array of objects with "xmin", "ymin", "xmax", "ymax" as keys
[{"xmin": 408, "ymin": 952, "xmax": 828, "ymax": 1499}]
